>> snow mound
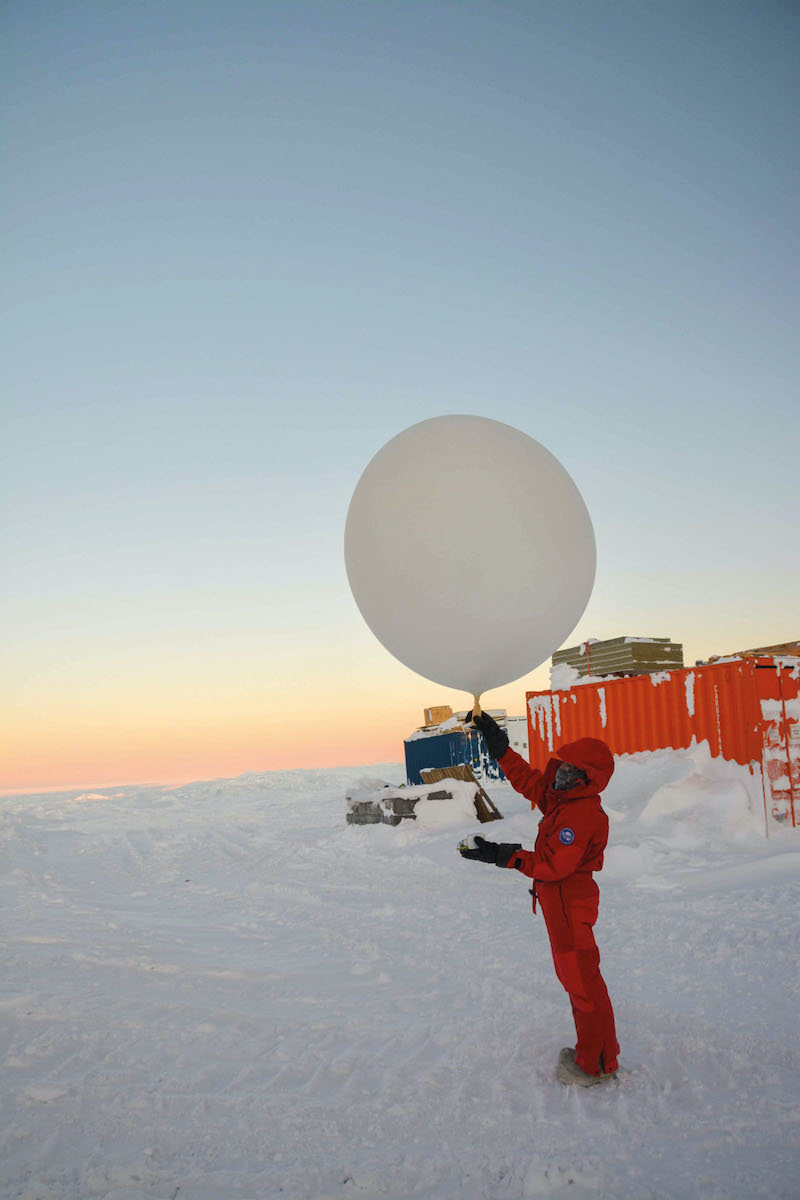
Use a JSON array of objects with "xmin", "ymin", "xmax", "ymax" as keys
[
  {"xmin": 640, "ymin": 769, "xmax": 758, "ymax": 837},
  {"xmin": 601, "ymin": 742, "xmax": 767, "ymax": 885},
  {"xmin": 411, "ymin": 780, "xmax": 484, "ymax": 830}
]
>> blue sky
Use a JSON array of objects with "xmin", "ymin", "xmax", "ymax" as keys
[{"xmin": 2, "ymin": 1, "xmax": 798, "ymax": 788}]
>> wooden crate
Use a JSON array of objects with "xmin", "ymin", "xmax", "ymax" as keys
[{"xmin": 423, "ymin": 705, "xmax": 453, "ymax": 726}]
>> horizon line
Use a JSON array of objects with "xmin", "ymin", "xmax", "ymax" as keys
[{"xmin": 0, "ymin": 757, "xmax": 409, "ymax": 798}]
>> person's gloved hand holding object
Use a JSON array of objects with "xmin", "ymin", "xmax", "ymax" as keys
[
  {"xmin": 466, "ymin": 710, "xmax": 509, "ymax": 760},
  {"xmin": 458, "ymin": 835, "xmax": 522, "ymax": 867}
]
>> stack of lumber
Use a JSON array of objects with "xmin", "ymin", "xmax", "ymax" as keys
[
  {"xmin": 552, "ymin": 636, "xmax": 684, "ymax": 678},
  {"xmin": 709, "ymin": 640, "xmax": 800, "ymax": 661}
]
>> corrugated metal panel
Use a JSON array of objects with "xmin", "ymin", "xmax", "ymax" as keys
[
  {"xmin": 755, "ymin": 659, "xmax": 800, "ymax": 827},
  {"xmin": 404, "ymin": 730, "xmax": 505, "ymax": 786},
  {"xmin": 527, "ymin": 652, "xmax": 796, "ymax": 792}
]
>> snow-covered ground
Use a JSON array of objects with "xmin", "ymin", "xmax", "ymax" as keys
[{"xmin": 2, "ymin": 747, "xmax": 799, "ymax": 1200}]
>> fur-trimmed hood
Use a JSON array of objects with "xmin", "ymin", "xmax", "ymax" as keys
[{"xmin": 553, "ymin": 738, "xmax": 615, "ymax": 795}]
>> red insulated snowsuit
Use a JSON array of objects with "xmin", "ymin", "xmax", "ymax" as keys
[{"xmin": 497, "ymin": 738, "xmax": 619, "ymax": 1076}]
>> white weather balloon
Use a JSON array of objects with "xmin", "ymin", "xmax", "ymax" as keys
[{"xmin": 344, "ymin": 415, "xmax": 596, "ymax": 698}]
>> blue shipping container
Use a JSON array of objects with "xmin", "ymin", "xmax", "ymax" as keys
[{"xmin": 404, "ymin": 730, "xmax": 506, "ymax": 786}]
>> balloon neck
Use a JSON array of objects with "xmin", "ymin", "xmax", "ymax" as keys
[{"xmin": 472, "ymin": 694, "xmax": 482, "ymax": 718}]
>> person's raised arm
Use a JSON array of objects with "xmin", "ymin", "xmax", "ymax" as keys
[
  {"xmin": 469, "ymin": 710, "xmax": 547, "ymax": 812},
  {"xmin": 497, "ymin": 747, "xmax": 548, "ymax": 812}
]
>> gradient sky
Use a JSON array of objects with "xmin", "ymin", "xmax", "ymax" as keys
[{"xmin": 3, "ymin": 1, "xmax": 798, "ymax": 791}]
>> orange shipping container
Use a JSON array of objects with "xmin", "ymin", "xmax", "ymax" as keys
[{"xmin": 525, "ymin": 657, "xmax": 800, "ymax": 831}]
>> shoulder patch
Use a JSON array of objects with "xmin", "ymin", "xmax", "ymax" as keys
[{"xmin": 558, "ymin": 827, "xmax": 575, "ymax": 845}]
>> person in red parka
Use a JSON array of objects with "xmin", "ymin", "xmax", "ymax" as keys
[{"xmin": 460, "ymin": 710, "xmax": 619, "ymax": 1086}]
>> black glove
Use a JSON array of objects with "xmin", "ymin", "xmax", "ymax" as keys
[
  {"xmin": 467, "ymin": 710, "xmax": 509, "ymax": 760},
  {"xmin": 459, "ymin": 835, "xmax": 522, "ymax": 867}
]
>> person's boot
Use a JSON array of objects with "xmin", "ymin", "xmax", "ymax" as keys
[{"xmin": 556, "ymin": 1047, "xmax": 617, "ymax": 1087}]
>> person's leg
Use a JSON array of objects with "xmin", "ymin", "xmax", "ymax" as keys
[
  {"xmin": 540, "ymin": 888, "xmax": 619, "ymax": 1076},
  {"xmin": 569, "ymin": 945, "xmax": 619, "ymax": 1075}
]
